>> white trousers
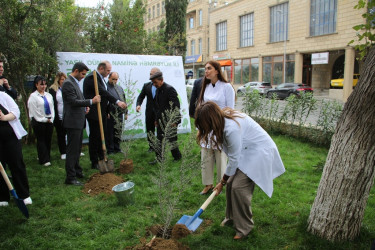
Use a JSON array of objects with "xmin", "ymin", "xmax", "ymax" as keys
[{"xmin": 201, "ymin": 147, "xmax": 227, "ymax": 185}]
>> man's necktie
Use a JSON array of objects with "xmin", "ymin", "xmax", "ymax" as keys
[{"xmin": 42, "ymin": 95, "xmax": 51, "ymax": 115}]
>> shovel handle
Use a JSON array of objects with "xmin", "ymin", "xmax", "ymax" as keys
[
  {"xmin": 0, "ymin": 162, "xmax": 13, "ymax": 191},
  {"xmin": 200, "ymin": 190, "xmax": 217, "ymax": 211},
  {"xmin": 93, "ymin": 71, "xmax": 107, "ymax": 159}
]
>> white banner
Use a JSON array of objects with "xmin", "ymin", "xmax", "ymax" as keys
[{"xmin": 56, "ymin": 52, "xmax": 191, "ymax": 139}]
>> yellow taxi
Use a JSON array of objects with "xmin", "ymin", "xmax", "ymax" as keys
[{"xmin": 330, "ymin": 74, "xmax": 360, "ymax": 88}]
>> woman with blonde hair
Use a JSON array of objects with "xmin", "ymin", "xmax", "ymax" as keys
[
  {"xmin": 196, "ymin": 60, "xmax": 235, "ymax": 195},
  {"xmin": 195, "ymin": 101, "xmax": 285, "ymax": 239},
  {"xmin": 49, "ymin": 72, "xmax": 67, "ymax": 159}
]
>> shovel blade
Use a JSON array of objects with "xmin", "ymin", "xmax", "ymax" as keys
[
  {"xmin": 176, "ymin": 215, "xmax": 203, "ymax": 232},
  {"xmin": 98, "ymin": 159, "xmax": 114, "ymax": 174},
  {"xmin": 10, "ymin": 190, "xmax": 29, "ymax": 219}
]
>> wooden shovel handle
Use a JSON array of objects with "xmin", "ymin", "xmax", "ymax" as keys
[
  {"xmin": 93, "ymin": 71, "xmax": 107, "ymax": 159},
  {"xmin": 0, "ymin": 162, "xmax": 13, "ymax": 191},
  {"xmin": 200, "ymin": 190, "xmax": 217, "ymax": 211}
]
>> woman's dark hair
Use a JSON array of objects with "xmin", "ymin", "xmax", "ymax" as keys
[
  {"xmin": 195, "ymin": 101, "xmax": 242, "ymax": 151},
  {"xmin": 32, "ymin": 75, "xmax": 46, "ymax": 91},
  {"xmin": 197, "ymin": 60, "xmax": 229, "ymax": 106}
]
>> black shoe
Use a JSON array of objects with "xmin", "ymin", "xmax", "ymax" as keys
[
  {"xmin": 91, "ymin": 162, "xmax": 99, "ymax": 169},
  {"xmin": 108, "ymin": 151, "xmax": 115, "ymax": 155},
  {"xmin": 76, "ymin": 173, "xmax": 85, "ymax": 178},
  {"xmin": 173, "ymin": 157, "xmax": 182, "ymax": 162},
  {"xmin": 114, "ymin": 150, "xmax": 123, "ymax": 154},
  {"xmin": 147, "ymin": 148, "xmax": 154, "ymax": 153},
  {"xmin": 64, "ymin": 179, "xmax": 83, "ymax": 186},
  {"xmin": 149, "ymin": 160, "xmax": 157, "ymax": 165}
]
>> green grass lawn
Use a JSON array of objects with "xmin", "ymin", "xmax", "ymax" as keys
[{"xmin": 0, "ymin": 124, "xmax": 374, "ymax": 249}]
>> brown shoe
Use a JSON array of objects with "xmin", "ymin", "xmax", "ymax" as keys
[{"xmin": 199, "ymin": 185, "xmax": 213, "ymax": 195}]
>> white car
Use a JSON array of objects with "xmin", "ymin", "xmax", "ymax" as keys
[{"xmin": 237, "ymin": 82, "xmax": 272, "ymax": 96}]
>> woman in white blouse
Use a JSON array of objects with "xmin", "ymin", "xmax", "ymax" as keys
[
  {"xmin": 195, "ymin": 101, "xmax": 285, "ymax": 239},
  {"xmin": 0, "ymin": 92, "xmax": 31, "ymax": 206},
  {"xmin": 196, "ymin": 60, "xmax": 235, "ymax": 195},
  {"xmin": 49, "ymin": 72, "xmax": 67, "ymax": 160},
  {"xmin": 28, "ymin": 76, "xmax": 55, "ymax": 166}
]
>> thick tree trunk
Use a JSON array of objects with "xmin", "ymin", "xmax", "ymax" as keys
[{"xmin": 307, "ymin": 46, "xmax": 375, "ymax": 241}]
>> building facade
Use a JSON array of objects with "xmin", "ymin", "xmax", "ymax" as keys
[{"xmin": 144, "ymin": 0, "xmax": 366, "ymax": 100}]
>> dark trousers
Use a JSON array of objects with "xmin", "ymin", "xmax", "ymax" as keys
[
  {"xmin": 65, "ymin": 128, "xmax": 83, "ymax": 181},
  {"xmin": 87, "ymin": 118, "xmax": 107, "ymax": 163},
  {"xmin": 106, "ymin": 114, "xmax": 123, "ymax": 153},
  {"xmin": 54, "ymin": 119, "xmax": 66, "ymax": 155},
  {"xmin": 156, "ymin": 124, "xmax": 182, "ymax": 161},
  {"xmin": 32, "ymin": 119, "xmax": 53, "ymax": 164},
  {"xmin": 145, "ymin": 111, "xmax": 156, "ymax": 149},
  {"xmin": 0, "ymin": 123, "xmax": 29, "ymax": 201}
]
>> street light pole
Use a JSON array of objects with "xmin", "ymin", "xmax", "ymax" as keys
[{"xmin": 277, "ymin": 10, "xmax": 287, "ymax": 83}]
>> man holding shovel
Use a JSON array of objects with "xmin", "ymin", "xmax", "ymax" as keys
[
  {"xmin": 62, "ymin": 62, "xmax": 101, "ymax": 186},
  {"xmin": 83, "ymin": 61, "xmax": 127, "ymax": 170}
]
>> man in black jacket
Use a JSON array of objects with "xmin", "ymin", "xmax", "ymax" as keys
[
  {"xmin": 150, "ymin": 71, "xmax": 182, "ymax": 164},
  {"xmin": 188, "ymin": 78, "xmax": 203, "ymax": 118},
  {"xmin": 136, "ymin": 68, "xmax": 159, "ymax": 152},
  {"xmin": 83, "ymin": 61, "xmax": 127, "ymax": 169}
]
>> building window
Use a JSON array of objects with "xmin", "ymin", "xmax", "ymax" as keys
[
  {"xmin": 162, "ymin": 1, "xmax": 165, "ymax": 14},
  {"xmin": 270, "ymin": 2, "xmax": 288, "ymax": 43},
  {"xmin": 262, "ymin": 55, "xmax": 295, "ymax": 85},
  {"xmin": 148, "ymin": 8, "xmax": 151, "ymax": 21},
  {"xmin": 152, "ymin": 5, "xmax": 155, "ymax": 19},
  {"xmin": 189, "ymin": 17, "xmax": 194, "ymax": 29},
  {"xmin": 234, "ymin": 58, "xmax": 259, "ymax": 84},
  {"xmin": 216, "ymin": 21, "xmax": 227, "ymax": 51},
  {"xmin": 157, "ymin": 3, "xmax": 160, "ymax": 17},
  {"xmin": 191, "ymin": 40, "xmax": 195, "ymax": 56},
  {"xmin": 198, "ymin": 38, "xmax": 202, "ymax": 55},
  {"xmin": 240, "ymin": 13, "xmax": 254, "ymax": 47},
  {"xmin": 199, "ymin": 9, "xmax": 203, "ymax": 26},
  {"xmin": 310, "ymin": 0, "xmax": 337, "ymax": 36}
]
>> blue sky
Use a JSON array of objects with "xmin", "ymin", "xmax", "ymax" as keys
[{"xmin": 75, "ymin": 0, "xmax": 113, "ymax": 8}]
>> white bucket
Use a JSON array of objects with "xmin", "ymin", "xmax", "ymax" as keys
[{"xmin": 112, "ymin": 181, "xmax": 134, "ymax": 206}]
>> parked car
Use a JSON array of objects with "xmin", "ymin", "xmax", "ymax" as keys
[
  {"xmin": 237, "ymin": 81, "xmax": 272, "ymax": 96},
  {"xmin": 265, "ymin": 83, "xmax": 313, "ymax": 99},
  {"xmin": 330, "ymin": 74, "xmax": 360, "ymax": 88}
]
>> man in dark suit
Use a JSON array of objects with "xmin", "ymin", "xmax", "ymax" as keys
[
  {"xmin": 62, "ymin": 62, "xmax": 101, "ymax": 186},
  {"xmin": 106, "ymin": 72, "xmax": 127, "ymax": 154},
  {"xmin": 189, "ymin": 78, "xmax": 203, "ymax": 118},
  {"xmin": 150, "ymin": 71, "xmax": 182, "ymax": 164},
  {"xmin": 136, "ymin": 67, "xmax": 159, "ymax": 152},
  {"xmin": 83, "ymin": 61, "xmax": 127, "ymax": 169}
]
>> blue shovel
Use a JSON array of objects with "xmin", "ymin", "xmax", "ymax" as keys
[
  {"xmin": 177, "ymin": 190, "xmax": 217, "ymax": 232},
  {"xmin": 0, "ymin": 162, "xmax": 29, "ymax": 219}
]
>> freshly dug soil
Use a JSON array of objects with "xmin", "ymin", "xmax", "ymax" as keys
[
  {"xmin": 171, "ymin": 224, "xmax": 191, "ymax": 240},
  {"xmin": 130, "ymin": 238, "xmax": 189, "ymax": 250},
  {"xmin": 82, "ymin": 173, "xmax": 124, "ymax": 196},
  {"xmin": 118, "ymin": 159, "xmax": 134, "ymax": 174}
]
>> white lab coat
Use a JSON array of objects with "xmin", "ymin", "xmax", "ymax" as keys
[{"xmin": 222, "ymin": 115, "xmax": 285, "ymax": 197}]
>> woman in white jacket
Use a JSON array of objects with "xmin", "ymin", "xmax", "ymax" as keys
[
  {"xmin": 196, "ymin": 60, "xmax": 235, "ymax": 195},
  {"xmin": 195, "ymin": 101, "xmax": 285, "ymax": 239}
]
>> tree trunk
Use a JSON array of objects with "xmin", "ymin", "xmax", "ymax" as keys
[{"xmin": 307, "ymin": 46, "xmax": 375, "ymax": 241}]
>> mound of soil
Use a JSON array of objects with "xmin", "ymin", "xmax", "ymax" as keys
[
  {"xmin": 82, "ymin": 173, "xmax": 124, "ymax": 196},
  {"xmin": 118, "ymin": 159, "xmax": 134, "ymax": 174},
  {"xmin": 171, "ymin": 224, "xmax": 191, "ymax": 240}
]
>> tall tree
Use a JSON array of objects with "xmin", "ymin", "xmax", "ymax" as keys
[
  {"xmin": 307, "ymin": 1, "xmax": 375, "ymax": 241},
  {"xmin": 88, "ymin": 0, "xmax": 146, "ymax": 54},
  {"xmin": 0, "ymin": 0, "xmax": 86, "ymax": 139},
  {"xmin": 164, "ymin": 0, "xmax": 188, "ymax": 56}
]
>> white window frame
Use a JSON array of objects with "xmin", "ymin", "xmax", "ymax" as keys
[
  {"xmin": 216, "ymin": 21, "xmax": 227, "ymax": 51},
  {"xmin": 270, "ymin": 3, "xmax": 288, "ymax": 43},
  {"xmin": 240, "ymin": 13, "xmax": 254, "ymax": 47}
]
